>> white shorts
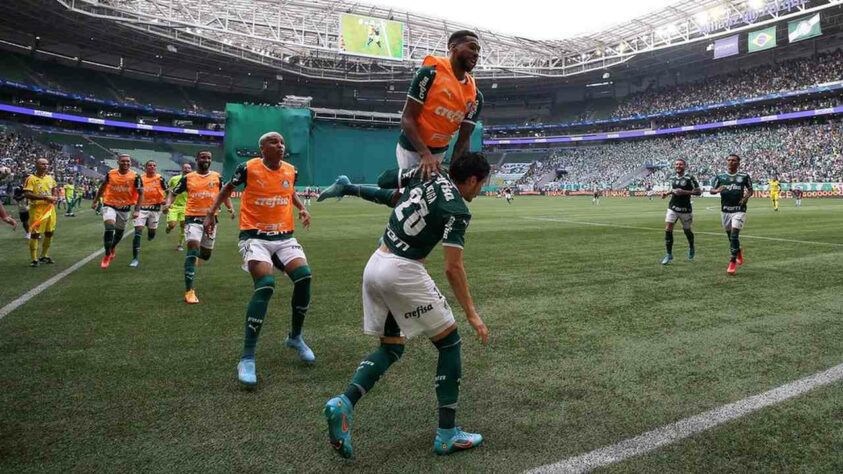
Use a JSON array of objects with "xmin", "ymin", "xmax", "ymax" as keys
[
  {"xmin": 185, "ymin": 222, "xmax": 216, "ymax": 249},
  {"xmin": 665, "ymin": 209, "xmax": 693, "ymax": 229},
  {"xmin": 102, "ymin": 206, "xmax": 130, "ymax": 230},
  {"xmin": 362, "ymin": 249, "xmax": 456, "ymax": 340},
  {"xmin": 505, "ymin": 193, "xmax": 513, "ymax": 199},
  {"xmin": 395, "ymin": 143, "xmax": 446, "ymax": 169},
  {"xmin": 238, "ymin": 237, "xmax": 307, "ymax": 272},
  {"xmin": 134, "ymin": 209, "xmax": 162, "ymax": 229},
  {"xmin": 721, "ymin": 212, "xmax": 747, "ymax": 230}
]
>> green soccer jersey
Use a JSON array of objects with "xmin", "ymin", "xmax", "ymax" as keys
[
  {"xmin": 383, "ymin": 172, "xmax": 471, "ymax": 260},
  {"xmin": 712, "ymin": 172, "xmax": 753, "ymax": 213},
  {"xmin": 668, "ymin": 174, "xmax": 700, "ymax": 213},
  {"xmin": 168, "ymin": 174, "xmax": 188, "ymax": 208}
]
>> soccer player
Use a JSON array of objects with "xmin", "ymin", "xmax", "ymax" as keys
[
  {"xmin": 504, "ymin": 186, "xmax": 513, "ymax": 204},
  {"xmin": 56, "ymin": 185, "xmax": 66, "ymax": 211},
  {"xmin": 63, "ymin": 181, "xmax": 76, "ymax": 217},
  {"xmin": 303, "ymin": 186, "xmax": 312, "ymax": 207},
  {"xmin": 319, "ymin": 30, "xmax": 482, "ymax": 200},
  {"xmin": 709, "ymin": 154, "xmax": 753, "ymax": 275},
  {"xmin": 12, "ymin": 184, "xmax": 30, "ymax": 238},
  {"xmin": 323, "ymin": 152, "xmax": 491, "ymax": 459},
  {"xmin": 204, "ymin": 132, "xmax": 315, "ymax": 386},
  {"xmin": 768, "ymin": 177, "xmax": 780, "ymax": 211},
  {"xmin": 365, "ymin": 25, "xmax": 382, "ymax": 49},
  {"xmin": 23, "ymin": 158, "xmax": 58, "ymax": 267},
  {"xmin": 592, "ymin": 187, "xmax": 600, "ymax": 206},
  {"xmin": 792, "ymin": 186, "xmax": 803, "ymax": 207},
  {"xmin": 660, "ymin": 159, "xmax": 701, "ymax": 265},
  {"xmin": 92, "ymin": 154, "xmax": 143, "ymax": 269},
  {"xmin": 165, "ymin": 162, "xmax": 192, "ymax": 251},
  {"xmin": 165, "ymin": 151, "xmax": 234, "ymax": 304},
  {"xmin": 129, "ymin": 160, "xmax": 169, "ymax": 268}
]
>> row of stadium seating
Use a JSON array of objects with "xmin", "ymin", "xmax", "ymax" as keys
[{"xmin": 526, "ymin": 119, "xmax": 842, "ymax": 190}]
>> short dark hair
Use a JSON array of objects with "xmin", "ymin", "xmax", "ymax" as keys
[
  {"xmin": 675, "ymin": 158, "xmax": 687, "ymax": 165},
  {"xmin": 145, "ymin": 160, "xmax": 156, "ymax": 166},
  {"xmin": 728, "ymin": 154, "xmax": 741, "ymax": 161},
  {"xmin": 196, "ymin": 150, "xmax": 212, "ymax": 158},
  {"xmin": 448, "ymin": 30, "xmax": 479, "ymax": 48},
  {"xmin": 449, "ymin": 152, "xmax": 490, "ymax": 184}
]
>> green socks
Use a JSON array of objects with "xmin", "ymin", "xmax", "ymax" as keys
[
  {"xmin": 434, "ymin": 329, "xmax": 462, "ymax": 429},
  {"xmin": 288, "ymin": 266, "xmax": 312, "ymax": 338},
  {"xmin": 729, "ymin": 230, "xmax": 741, "ymax": 260},
  {"xmin": 349, "ymin": 185, "xmax": 399, "ymax": 207},
  {"xmin": 684, "ymin": 229, "xmax": 695, "ymax": 249},
  {"xmin": 665, "ymin": 230, "xmax": 674, "ymax": 254},
  {"xmin": 184, "ymin": 248, "xmax": 199, "ymax": 290},
  {"xmin": 344, "ymin": 342, "xmax": 405, "ymax": 406},
  {"xmin": 132, "ymin": 229, "xmax": 142, "ymax": 259},
  {"xmin": 103, "ymin": 223, "xmax": 115, "ymax": 254},
  {"xmin": 242, "ymin": 275, "xmax": 275, "ymax": 360}
]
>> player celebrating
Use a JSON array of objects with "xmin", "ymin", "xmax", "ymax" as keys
[
  {"xmin": 23, "ymin": 158, "xmax": 58, "ymax": 267},
  {"xmin": 660, "ymin": 159, "xmax": 701, "ymax": 265},
  {"xmin": 709, "ymin": 154, "xmax": 753, "ymax": 275},
  {"xmin": 165, "ymin": 151, "xmax": 234, "ymax": 304},
  {"xmin": 205, "ymin": 132, "xmax": 315, "ymax": 386},
  {"xmin": 365, "ymin": 25, "xmax": 383, "ymax": 49},
  {"xmin": 92, "ymin": 154, "xmax": 143, "ymax": 269},
  {"xmin": 323, "ymin": 152, "xmax": 491, "ymax": 459},
  {"xmin": 319, "ymin": 30, "xmax": 482, "ymax": 201},
  {"xmin": 503, "ymin": 186, "xmax": 513, "ymax": 204},
  {"xmin": 768, "ymin": 177, "xmax": 781, "ymax": 211},
  {"xmin": 165, "ymin": 162, "xmax": 192, "ymax": 251},
  {"xmin": 129, "ymin": 161, "xmax": 169, "ymax": 268}
]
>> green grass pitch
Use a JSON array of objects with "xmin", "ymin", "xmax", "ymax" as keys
[{"xmin": 1, "ymin": 196, "xmax": 842, "ymax": 472}]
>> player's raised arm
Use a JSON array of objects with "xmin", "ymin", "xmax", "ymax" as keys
[{"xmin": 453, "ymin": 90, "xmax": 482, "ymax": 161}]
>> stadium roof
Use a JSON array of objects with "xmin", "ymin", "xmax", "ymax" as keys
[{"xmin": 6, "ymin": 0, "xmax": 843, "ymax": 83}]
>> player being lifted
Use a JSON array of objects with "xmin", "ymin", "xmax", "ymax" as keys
[
  {"xmin": 365, "ymin": 25, "xmax": 383, "ymax": 49},
  {"xmin": 768, "ymin": 176, "xmax": 781, "ymax": 211},
  {"xmin": 205, "ymin": 132, "xmax": 315, "ymax": 386},
  {"xmin": 129, "ymin": 160, "xmax": 169, "ymax": 268},
  {"xmin": 709, "ymin": 154, "xmax": 753, "ymax": 275},
  {"xmin": 92, "ymin": 154, "xmax": 143, "ymax": 269},
  {"xmin": 164, "ymin": 151, "xmax": 234, "ymax": 304},
  {"xmin": 319, "ymin": 30, "xmax": 482, "ymax": 202},
  {"xmin": 660, "ymin": 159, "xmax": 701, "ymax": 265},
  {"xmin": 23, "ymin": 158, "xmax": 58, "ymax": 266},
  {"xmin": 165, "ymin": 162, "xmax": 192, "ymax": 251},
  {"xmin": 323, "ymin": 152, "xmax": 491, "ymax": 459}
]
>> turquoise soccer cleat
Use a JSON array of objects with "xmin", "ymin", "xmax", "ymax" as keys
[
  {"xmin": 237, "ymin": 359, "xmax": 257, "ymax": 386},
  {"xmin": 324, "ymin": 395, "xmax": 354, "ymax": 459},
  {"xmin": 317, "ymin": 175, "xmax": 351, "ymax": 202},
  {"xmin": 688, "ymin": 248, "xmax": 695, "ymax": 261},
  {"xmin": 284, "ymin": 334, "xmax": 316, "ymax": 363},
  {"xmin": 433, "ymin": 427, "xmax": 484, "ymax": 455},
  {"xmin": 661, "ymin": 254, "xmax": 673, "ymax": 265}
]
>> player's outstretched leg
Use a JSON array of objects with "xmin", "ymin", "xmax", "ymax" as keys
[
  {"xmin": 325, "ymin": 337, "xmax": 404, "ymax": 459},
  {"xmin": 432, "ymin": 328, "xmax": 483, "ymax": 455},
  {"xmin": 284, "ymin": 264, "xmax": 315, "ymax": 363},
  {"xmin": 238, "ymin": 274, "xmax": 275, "ymax": 386},
  {"xmin": 318, "ymin": 176, "xmax": 397, "ymax": 207}
]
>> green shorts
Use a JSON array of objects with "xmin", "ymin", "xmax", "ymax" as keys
[{"xmin": 167, "ymin": 207, "xmax": 186, "ymax": 224}]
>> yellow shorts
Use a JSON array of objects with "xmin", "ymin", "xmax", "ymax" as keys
[
  {"xmin": 770, "ymin": 193, "xmax": 779, "ymax": 200},
  {"xmin": 30, "ymin": 206, "xmax": 57, "ymax": 234},
  {"xmin": 167, "ymin": 207, "xmax": 186, "ymax": 224}
]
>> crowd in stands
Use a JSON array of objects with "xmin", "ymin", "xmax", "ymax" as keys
[
  {"xmin": 506, "ymin": 119, "xmax": 843, "ymax": 190},
  {"xmin": 0, "ymin": 130, "xmax": 99, "ymax": 198},
  {"xmin": 613, "ymin": 49, "xmax": 843, "ymax": 118}
]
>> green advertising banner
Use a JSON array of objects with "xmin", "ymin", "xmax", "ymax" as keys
[
  {"xmin": 788, "ymin": 14, "xmax": 822, "ymax": 43},
  {"xmin": 748, "ymin": 26, "xmax": 777, "ymax": 52}
]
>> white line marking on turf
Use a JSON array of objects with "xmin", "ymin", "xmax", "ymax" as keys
[
  {"xmin": 0, "ymin": 249, "xmax": 103, "ymax": 321},
  {"xmin": 527, "ymin": 362, "xmax": 843, "ymax": 474},
  {"xmin": 524, "ymin": 217, "xmax": 843, "ymax": 248}
]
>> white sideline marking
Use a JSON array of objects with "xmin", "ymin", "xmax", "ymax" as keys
[
  {"xmin": 0, "ymin": 249, "xmax": 103, "ymax": 321},
  {"xmin": 524, "ymin": 217, "xmax": 843, "ymax": 248},
  {"xmin": 526, "ymin": 362, "xmax": 843, "ymax": 473}
]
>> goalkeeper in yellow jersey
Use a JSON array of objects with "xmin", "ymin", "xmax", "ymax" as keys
[
  {"xmin": 768, "ymin": 177, "xmax": 780, "ymax": 211},
  {"xmin": 23, "ymin": 158, "xmax": 58, "ymax": 267}
]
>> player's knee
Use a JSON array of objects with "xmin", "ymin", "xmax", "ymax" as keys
[
  {"xmin": 199, "ymin": 248, "xmax": 212, "ymax": 261},
  {"xmin": 105, "ymin": 222, "xmax": 115, "ymax": 232},
  {"xmin": 381, "ymin": 342, "xmax": 405, "ymax": 362},
  {"xmin": 45, "ymin": 232, "xmax": 54, "ymax": 238},
  {"xmin": 253, "ymin": 274, "xmax": 276, "ymax": 293},
  {"xmin": 134, "ymin": 228, "xmax": 143, "ymax": 237},
  {"xmin": 288, "ymin": 264, "xmax": 312, "ymax": 284}
]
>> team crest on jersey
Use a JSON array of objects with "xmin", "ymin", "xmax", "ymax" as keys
[
  {"xmin": 736, "ymin": 177, "xmax": 744, "ymax": 183},
  {"xmin": 680, "ymin": 179, "xmax": 687, "ymax": 186},
  {"xmin": 282, "ymin": 180, "xmax": 290, "ymax": 189}
]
